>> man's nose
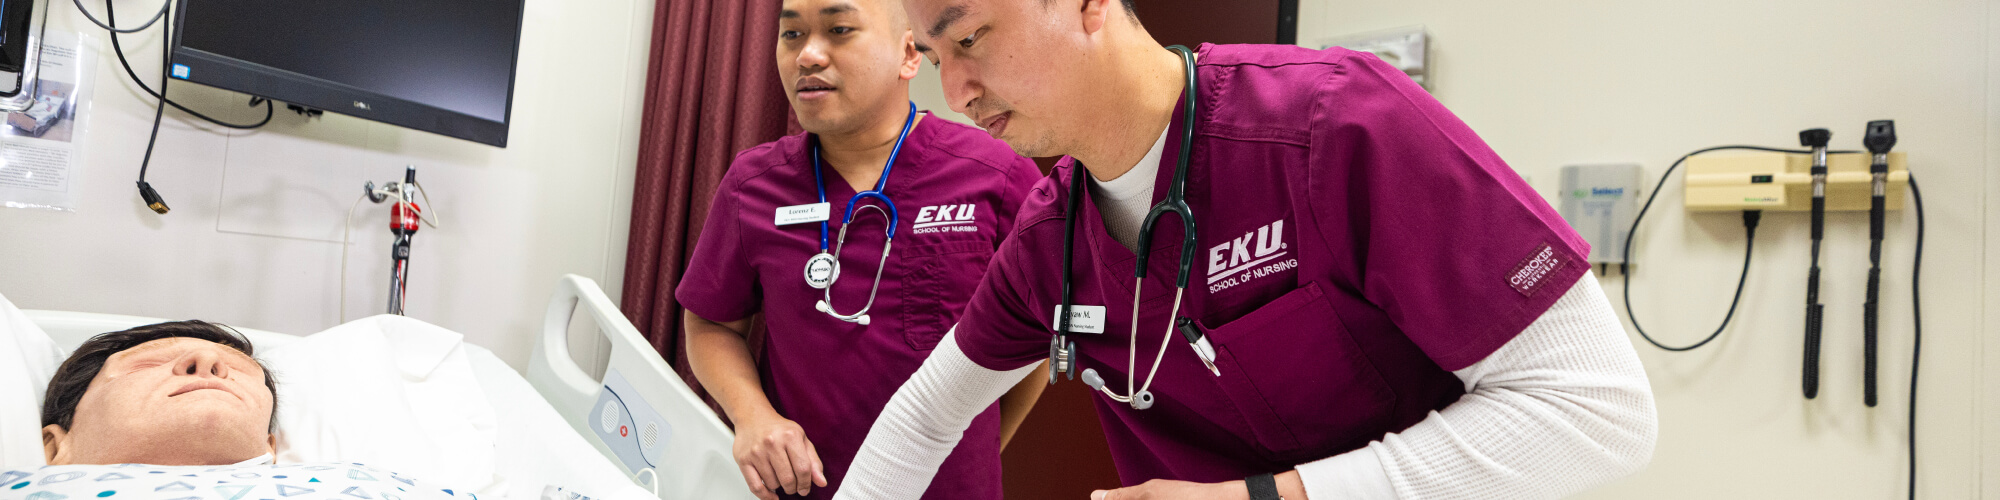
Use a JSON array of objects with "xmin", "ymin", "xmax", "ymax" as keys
[
  {"xmin": 797, "ymin": 39, "xmax": 830, "ymax": 70},
  {"xmin": 938, "ymin": 60, "xmax": 979, "ymax": 115},
  {"xmin": 179, "ymin": 349, "xmax": 230, "ymax": 379}
]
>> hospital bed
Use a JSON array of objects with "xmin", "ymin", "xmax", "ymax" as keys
[{"xmin": 17, "ymin": 275, "xmax": 754, "ymax": 500}]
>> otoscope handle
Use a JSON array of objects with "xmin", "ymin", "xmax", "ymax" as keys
[
  {"xmin": 1804, "ymin": 269, "xmax": 1822, "ymax": 399},
  {"xmin": 1863, "ymin": 267, "xmax": 1881, "ymax": 407},
  {"xmin": 1870, "ymin": 196, "xmax": 1887, "ymax": 240},
  {"xmin": 1810, "ymin": 197, "xmax": 1825, "ymax": 240}
]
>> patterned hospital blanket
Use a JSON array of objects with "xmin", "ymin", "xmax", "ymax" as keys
[{"xmin": 0, "ymin": 463, "xmax": 467, "ymax": 500}]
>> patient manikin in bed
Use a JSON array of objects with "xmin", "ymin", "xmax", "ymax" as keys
[{"xmin": 2, "ymin": 321, "xmax": 476, "ymax": 500}]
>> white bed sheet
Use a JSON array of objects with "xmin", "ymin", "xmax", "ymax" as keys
[{"xmin": 464, "ymin": 342, "xmax": 652, "ymax": 500}]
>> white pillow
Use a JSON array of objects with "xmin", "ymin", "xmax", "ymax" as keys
[
  {"xmin": 263, "ymin": 315, "xmax": 504, "ymax": 498},
  {"xmin": 0, "ymin": 292, "xmax": 63, "ymax": 469}
]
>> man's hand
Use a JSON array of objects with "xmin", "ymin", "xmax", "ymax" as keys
[
  {"xmin": 732, "ymin": 413, "xmax": 828, "ymax": 499},
  {"xmin": 1090, "ymin": 479, "xmax": 1248, "ymax": 500}
]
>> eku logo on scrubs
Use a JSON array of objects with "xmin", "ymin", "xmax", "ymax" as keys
[
  {"xmin": 1207, "ymin": 219, "xmax": 1298, "ymax": 293},
  {"xmin": 912, "ymin": 204, "xmax": 979, "ymax": 234}
]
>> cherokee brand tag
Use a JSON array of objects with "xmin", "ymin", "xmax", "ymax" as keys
[{"xmin": 1506, "ymin": 242, "xmax": 1567, "ymax": 297}]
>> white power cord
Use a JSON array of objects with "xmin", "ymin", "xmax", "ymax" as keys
[
  {"xmin": 632, "ymin": 468, "xmax": 659, "ymax": 496},
  {"xmin": 338, "ymin": 181, "xmax": 442, "ymax": 323}
]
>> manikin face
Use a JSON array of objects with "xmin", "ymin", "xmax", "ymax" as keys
[{"xmin": 44, "ymin": 337, "xmax": 275, "ymax": 466}]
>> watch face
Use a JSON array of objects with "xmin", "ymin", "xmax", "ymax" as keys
[{"xmin": 804, "ymin": 252, "xmax": 838, "ymax": 289}]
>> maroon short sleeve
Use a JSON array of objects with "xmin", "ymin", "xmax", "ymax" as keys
[
  {"xmin": 1305, "ymin": 52, "xmax": 1589, "ymax": 371},
  {"xmin": 951, "ymin": 175, "xmax": 1066, "ymax": 372},
  {"xmin": 675, "ymin": 165, "xmax": 764, "ymax": 323}
]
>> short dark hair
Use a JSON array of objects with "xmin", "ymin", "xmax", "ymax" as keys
[{"xmin": 41, "ymin": 320, "xmax": 278, "ymax": 432}]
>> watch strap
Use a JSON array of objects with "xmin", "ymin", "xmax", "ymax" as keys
[{"xmin": 1245, "ymin": 473, "xmax": 1281, "ymax": 500}]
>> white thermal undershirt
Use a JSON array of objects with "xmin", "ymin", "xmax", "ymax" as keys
[
  {"xmin": 1089, "ymin": 125, "xmax": 1169, "ymax": 251},
  {"xmin": 835, "ymin": 273, "xmax": 1657, "ymax": 500}
]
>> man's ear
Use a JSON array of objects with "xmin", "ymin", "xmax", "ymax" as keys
[
  {"xmin": 41, "ymin": 424, "xmax": 70, "ymax": 465},
  {"xmin": 899, "ymin": 30, "xmax": 922, "ymax": 81},
  {"xmin": 1079, "ymin": 0, "xmax": 1112, "ymax": 36}
]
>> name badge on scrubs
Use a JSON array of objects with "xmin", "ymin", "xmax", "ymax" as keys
[
  {"xmin": 776, "ymin": 202, "xmax": 831, "ymax": 226},
  {"xmin": 1053, "ymin": 305, "xmax": 1107, "ymax": 334}
]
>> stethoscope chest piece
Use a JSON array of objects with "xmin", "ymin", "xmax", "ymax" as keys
[
  {"xmin": 1049, "ymin": 336, "xmax": 1077, "ymax": 383},
  {"xmin": 804, "ymin": 252, "xmax": 838, "ymax": 289}
]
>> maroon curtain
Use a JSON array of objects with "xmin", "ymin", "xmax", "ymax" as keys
[{"xmin": 622, "ymin": 0, "xmax": 797, "ymax": 421}]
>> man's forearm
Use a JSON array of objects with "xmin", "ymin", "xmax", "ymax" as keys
[
  {"xmin": 995, "ymin": 360, "xmax": 1049, "ymax": 450},
  {"xmin": 836, "ymin": 330, "xmax": 1041, "ymax": 500},
  {"xmin": 684, "ymin": 314, "xmax": 776, "ymax": 423}
]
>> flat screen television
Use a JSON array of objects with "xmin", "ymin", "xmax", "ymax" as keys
[{"xmin": 169, "ymin": 0, "xmax": 526, "ymax": 147}]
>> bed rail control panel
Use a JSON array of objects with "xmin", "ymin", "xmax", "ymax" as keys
[
  {"xmin": 529, "ymin": 274, "xmax": 757, "ymax": 500},
  {"xmin": 595, "ymin": 368, "xmax": 674, "ymax": 478}
]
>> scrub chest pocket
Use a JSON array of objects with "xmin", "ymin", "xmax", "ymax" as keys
[
  {"xmin": 895, "ymin": 239, "xmax": 993, "ymax": 350},
  {"xmin": 1199, "ymin": 281, "xmax": 1398, "ymax": 463}
]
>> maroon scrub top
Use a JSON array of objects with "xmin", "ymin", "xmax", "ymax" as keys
[
  {"xmin": 951, "ymin": 44, "xmax": 1591, "ymax": 485},
  {"xmin": 676, "ymin": 114, "xmax": 1042, "ymax": 500}
]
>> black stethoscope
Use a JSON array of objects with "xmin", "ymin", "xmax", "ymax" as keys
[
  {"xmin": 805, "ymin": 102, "xmax": 918, "ymax": 326},
  {"xmin": 1049, "ymin": 46, "xmax": 1217, "ymax": 410}
]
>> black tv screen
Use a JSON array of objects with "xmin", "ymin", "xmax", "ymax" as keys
[{"xmin": 170, "ymin": 0, "xmax": 525, "ymax": 147}]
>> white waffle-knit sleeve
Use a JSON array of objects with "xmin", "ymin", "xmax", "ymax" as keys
[
  {"xmin": 833, "ymin": 329, "xmax": 1040, "ymax": 500},
  {"xmin": 1296, "ymin": 272, "xmax": 1658, "ymax": 500}
]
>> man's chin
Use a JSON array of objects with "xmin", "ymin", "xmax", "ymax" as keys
[
  {"xmin": 791, "ymin": 104, "xmax": 846, "ymax": 134},
  {"xmin": 1002, "ymin": 130, "xmax": 1060, "ymax": 159}
]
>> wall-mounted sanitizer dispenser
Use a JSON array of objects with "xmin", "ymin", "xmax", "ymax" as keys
[{"xmin": 1559, "ymin": 164, "xmax": 1642, "ymax": 265}]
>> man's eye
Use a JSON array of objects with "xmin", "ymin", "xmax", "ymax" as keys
[
  {"xmin": 780, "ymin": 30, "xmax": 802, "ymax": 40},
  {"xmin": 958, "ymin": 31, "xmax": 978, "ymax": 49},
  {"xmin": 830, "ymin": 26, "xmax": 854, "ymax": 35}
]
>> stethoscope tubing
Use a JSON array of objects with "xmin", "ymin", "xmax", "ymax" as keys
[
  {"xmin": 1056, "ymin": 45, "xmax": 1212, "ymax": 410},
  {"xmin": 810, "ymin": 102, "xmax": 919, "ymax": 325}
]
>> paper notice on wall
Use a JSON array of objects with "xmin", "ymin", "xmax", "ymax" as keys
[{"xmin": 0, "ymin": 31, "xmax": 96, "ymax": 212}]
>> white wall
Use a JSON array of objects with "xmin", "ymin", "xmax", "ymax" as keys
[
  {"xmin": 0, "ymin": 0, "xmax": 655, "ymax": 369},
  {"xmin": 1292, "ymin": 1, "xmax": 1988, "ymax": 498},
  {"xmin": 913, "ymin": 0, "xmax": 1995, "ymax": 497}
]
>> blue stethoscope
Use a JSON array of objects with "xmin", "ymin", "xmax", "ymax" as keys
[
  {"xmin": 1049, "ymin": 46, "xmax": 1217, "ymax": 410},
  {"xmin": 806, "ymin": 102, "xmax": 918, "ymax": 326}
]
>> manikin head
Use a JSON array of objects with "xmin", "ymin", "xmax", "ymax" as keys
[{"xmin": 41, "ymin": 320, "xmax": 277, "ymax": 466}]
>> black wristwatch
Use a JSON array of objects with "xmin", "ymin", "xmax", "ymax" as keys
[{"xmin": 1245, "ymin": 473, "xmax": 1283, "ymax": 500}]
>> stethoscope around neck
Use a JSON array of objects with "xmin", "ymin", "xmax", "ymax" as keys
[
  {"xmin": 1049, "ymin": 46, "xmax": 1218, "ymax": 411},
  {"xmin": 805, "ymin": 102, "xmax": 918, "ymax": 326}
]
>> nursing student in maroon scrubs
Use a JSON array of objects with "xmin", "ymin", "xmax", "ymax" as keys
[
  {"xmin": 675, "ymin": 0, "xmax": 1046, "ymax": 499},
  {"xmin": 835, "ymin": 1, "xmax": 1659, "ymax": 500}
]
